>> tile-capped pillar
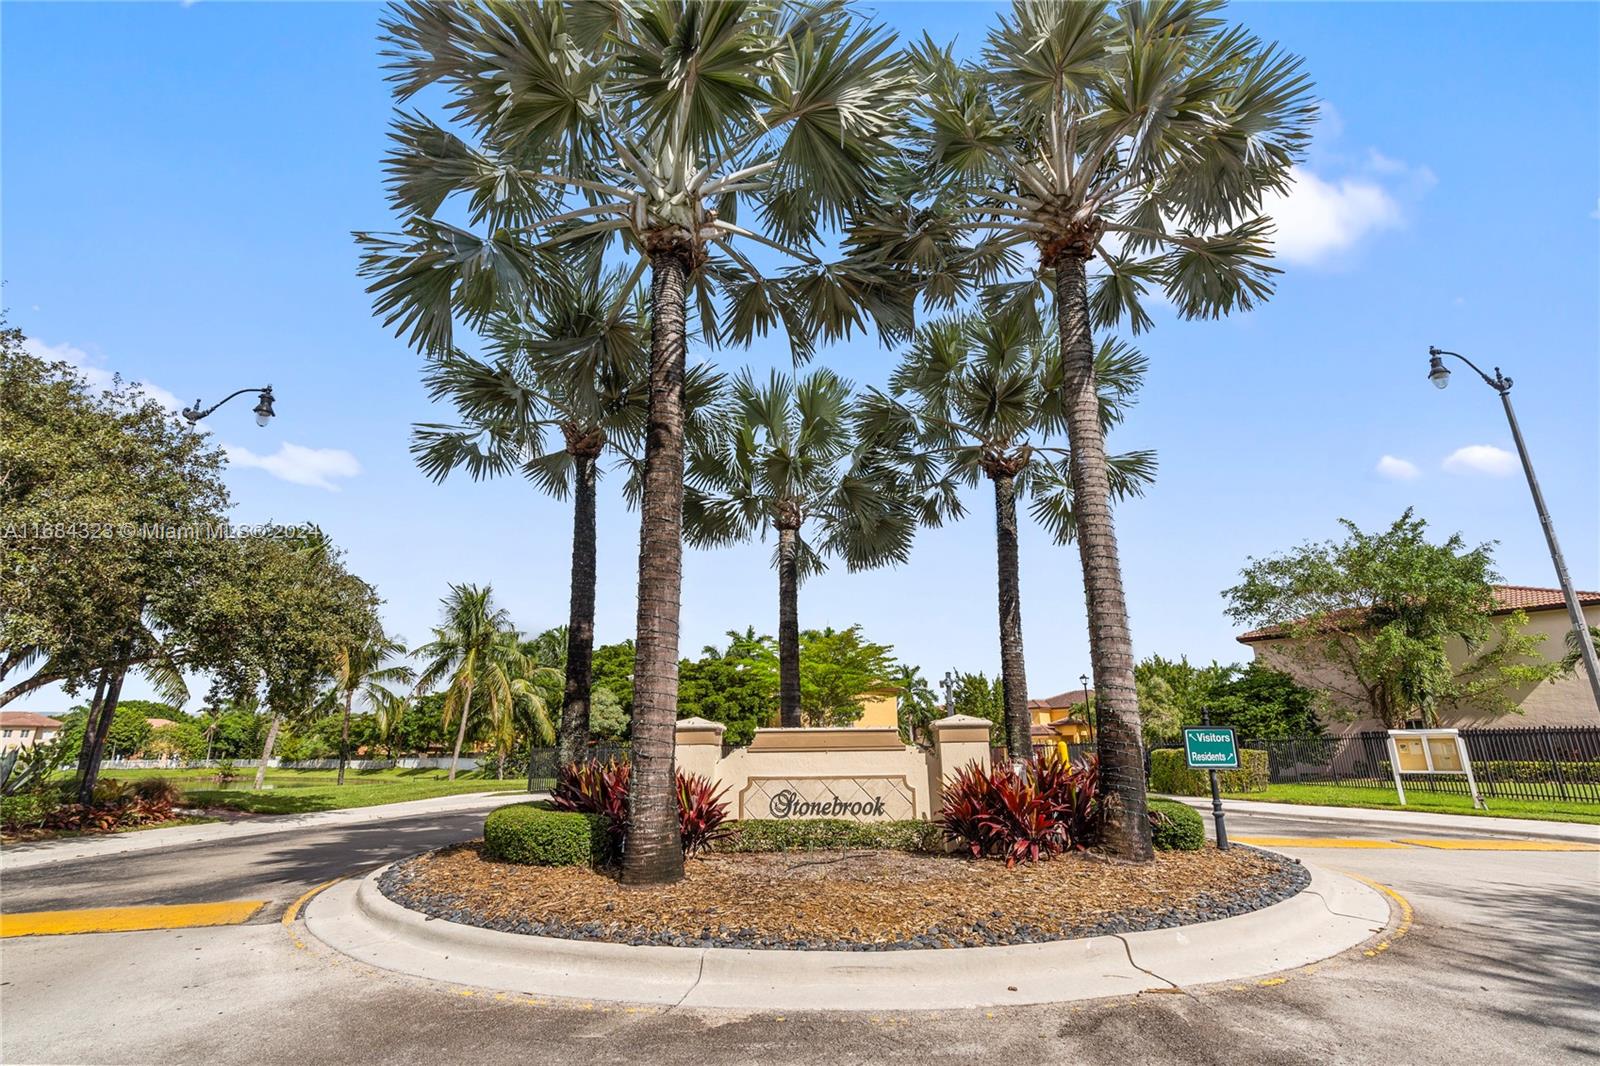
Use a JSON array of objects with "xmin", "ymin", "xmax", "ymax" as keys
[{"xmin": 673, "ymin": 716, "xmax": 726, "ymax": 782}]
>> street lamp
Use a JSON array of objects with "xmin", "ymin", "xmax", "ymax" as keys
[
  {"xmin": 940, "ymin": 670, "xmax": 956, "ymax": 716},
  {"xmin": 182, "ymin": 385, "xmax": 276, "ymax": 428},
  {"xmin": 1427, "ymin": 347, "xmax": 1600, "ymax": 711}
]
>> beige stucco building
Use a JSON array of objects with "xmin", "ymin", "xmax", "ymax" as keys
[
  {"xmin": 0, "ymin": 712, "xmax": 63, "ymax": 753},
  {"xmin": 1238, "ymin": 585, "xmax": 1600, "ymax": 734}
]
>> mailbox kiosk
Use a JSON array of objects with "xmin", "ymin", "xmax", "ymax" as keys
[{"xmin": 1386, "ymin": 728, "xmax": 1484, "ymax": 809}]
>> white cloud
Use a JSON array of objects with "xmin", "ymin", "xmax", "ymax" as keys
[
  {"xmin": 21, "ymin": 336, "xmax": 184, "ymax": 413},
  {"xmin": 1261, "ymin": 166, "xmax": 1403, "ymax": 265},
  {"xmin": 1443, "ymin": 444, "xmax": 1517, "ymax": 478},
  {"xmin": 1375, "ymin": 455, "xmax": 1420, "ymax": 481},
  {"xmin": 223, "ymin": 442, "xmax": 361, "ymax": 491}
]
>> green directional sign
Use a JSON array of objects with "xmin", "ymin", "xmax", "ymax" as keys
[{"xmin": 1183, "ymin": 727, "xmax": 1239, "ymax": 770}]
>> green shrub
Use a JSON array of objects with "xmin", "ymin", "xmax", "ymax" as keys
[
  {"xmin": 1, "ymin": 791, "xmax": 58, "ymax": 831},
  {"xmin": 1476, "ymin": 760, "xmax": 1600, "ymax": 784},
  {"xmin": 1148, "ymin": 748, "xmax": 1269, "ymax": 795},
  {"xmin": 1146, "ymin": 799, "xmax": 1205, "ymax": 851},
  {"xmin": 482, "ymin": 802, "xmax": 609, "ymax": 867},
  {"xmin": 714, "ymin": 818, "xmax": 945, "ymax": 854}
]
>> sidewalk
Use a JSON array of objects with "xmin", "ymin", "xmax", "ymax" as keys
[
  {"xmin": 1158, "ymin": 794, "xmax": 1600, "ymax": 843},
  {"xmin": 0, "ymin": 791, "xmax": 536, "ymax": 873}
]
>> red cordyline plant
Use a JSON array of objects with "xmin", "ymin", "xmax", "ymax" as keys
[
  {"xmin": 552, "ymin": 759, "xmax": 730, "ymax": 860},
  {"xmin": 939, "ymin": 752, "xmax": 1100, "ymax": 866}
]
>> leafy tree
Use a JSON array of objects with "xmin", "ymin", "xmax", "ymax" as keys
[
  {"xmin": 588, "ymin": 687, "xmax": 629, "ymax": 741},
  {"xmin": 687, "ymin": 369, "xmax": 917, "ymax": 726},
  {"xmin": 948, "ymin": 670, "xmax": 1005, "ymax": 744},
  {"xmin": 677, "ymin": 628, "xmax": 778, "ymax": 745},
  {"xmin": 143, "ymin": 720, "xmax": 206, "ymax": 761},
  {"xmin": 413, "ymin": 583, "xmax": 530, "ymax": 780},
  {"xmin": 911, "ymin": 1, "xmax": 1316, "ymax": 859},
  {"xmin": 795, "ymin": 626, "xmax": 897, "ymax": 726},
  {"xmin": 590, "ymin": 641, "xmax": 637, "ymax": 717},
  {"xmin": 863, "ymin": 307, "xmax": 1153, "ymax": 758},
  {"xmin": 320, "ymin": 625, "xmax": 413, "ymax": 784},
  {"xmin": 367, "ymin": 0, "xmax": 916, "ymax": 885},
  {"xmin": 1224, "ymin": 510, "xmax": 1567, "ymax": 727},
  {"xmin": 1134, "ymin": 655, "xmax": 1318, "ymax": 744}
]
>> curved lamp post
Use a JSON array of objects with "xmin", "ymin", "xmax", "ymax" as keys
[
  {"xmin": 1428, "ymin": 347, "xmax": 1600, "ymax": 711},
  {"xmin": 182, "ymin": 385, "xmax": 275, "ymax": 428}
]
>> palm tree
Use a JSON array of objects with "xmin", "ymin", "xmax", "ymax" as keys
[
  {"xmin": 322, "ymin": 626, "xmax": 414, "ymax": 785},
  {"xmin": 485, "ymin": 656, "xmax": 561, "ymax": 780},
  {"xmin": 686, "ymin": 368, "xmax": 917, "ymax": 727},
  {"xmin": 412, "ymin": 262, "xmax": 724, "ymax": 769},
  {"xmin": 865, "ymin": 307, "xmax": 1154, "ymax": 763},
  {"xmin": 365, "ymin": 2, "xmax": 915, "ymax": 884},
  {"xmin": 910, "ymin": 3, "xmax": 1315, "ymax": 858},
  {"xmin": 890, "ymin": 663, "xmax": 939, "ymax": 743},
  {"xmin": 412, "ymin": 584, "xmax": 525, "ymax": 781}
]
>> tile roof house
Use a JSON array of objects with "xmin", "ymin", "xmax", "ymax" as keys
[
  {"xmin": 0, "ymin": 711, "xmax": 64, "ymax": 753},
  {"xmin": 1237, "ymin": 584, "xmax": 1600, "ymax": 733},
  {"xmin": 1026, "ymin": 690, "xmax": 1094, "ymax": 745}
]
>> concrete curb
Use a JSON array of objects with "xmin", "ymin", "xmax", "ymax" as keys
[
  {"xmin": 0, "ymin": 791, "xmax": 536, "ymax": 872},
  {"xmin": 1157, "ymin": 794, "xmax": 1600, "ymax": 844},
  {"xmin": 304, "ymin": 855, "xmax": 1390, "ymax": 1011}
]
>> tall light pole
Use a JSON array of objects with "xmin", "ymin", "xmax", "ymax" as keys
[
  {"xmin": 1428, "ymin": 347, "xmax": 1600, "ymax": 711},
  {"xmin": 1079, "ymin": 672, "xmax": 1093, "ymax": 743},
  {"xmin": 941, "ymin": 670, "xmax": 956, "ymax": 716}
]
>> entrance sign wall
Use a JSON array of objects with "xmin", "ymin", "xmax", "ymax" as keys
[{"xmin": 673, "ymin": 714, "xmax": 993, "ymax": 822}]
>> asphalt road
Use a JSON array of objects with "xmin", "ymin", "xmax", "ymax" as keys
[{"xmin": 3, "ymin": 807, "xmax": 1597, "ymax": 1066}]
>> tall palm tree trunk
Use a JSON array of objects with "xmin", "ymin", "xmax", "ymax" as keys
[
  {"xmin": 337, "ymin": 689, "xmax": 354, "ymax": 785},
  {"xmin": 776, "ymin": 523, "xmax": 802, "ymax": 728},
  {"xmin": 254, "ymin": 713, "xmax": 282, "ymax": 791},
  {"xmin": 623, "ymin": 248, "xmax": 690, "ymax": 886},
  {"xmin": 1055, "ymin": 254, "xmax": 1152, "ymax": 862},
  {"xmin": 991, "ymin": 471, "xmax": 1032, "ymax": 765},
  {"xmin": 448, "ymin": 678, "xmax": 474, "ymax": 782},
  {"xmin": 558, "ymin": 452, "xmax": 599, "ymax": 766}
]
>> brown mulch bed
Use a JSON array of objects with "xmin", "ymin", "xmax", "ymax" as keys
[{"xmin": 379, "ymin": 843, "xmax": 1308, "ymax": 950}]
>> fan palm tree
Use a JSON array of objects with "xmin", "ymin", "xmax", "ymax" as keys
[
  {"xmin": 322, "ymin": 626, "xmax": 414, "ymax": 785},
  {"xmin": 863, "ymin": 307, "xmax": 1154, "ymax": 762},
  {"xmin": 686, "ymin": 368, "xmax": 918, "ymax": 727},
  {"xmin": 412, "ymin": 584, "xmax": 525, "ymax": 781},
  {"xmin": 365, "ymin": 1, "xmax": 916, "ymax": 884},
  {"xmin": 413, "ymin": 262, "xmax": 726, "ymax": 769},
  {"xmin": 909, "ymin": 2, "xmax": 1315, "ymax": 858}
]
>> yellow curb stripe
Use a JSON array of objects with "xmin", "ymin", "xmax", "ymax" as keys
[
  {"xmin": 1234, "ymin": 836, "xmax": 1410, "ymax": 849},
  {"xmin": 0, "ymin": 900, "xmax": 265, "ymax": 938},
  {"xmin": 1394, "ymin": 838, "xmax": 1600, "ymax": 852},
  {"xmin": 282, "ymin": 878, "xmax": 345, "ymax": 926},
  {"xmin": 1340, "ymin": 872, "xmax": 1414, "ymax": 958}
]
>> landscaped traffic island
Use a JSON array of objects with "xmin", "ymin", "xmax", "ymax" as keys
[{"xmin": 377, "ymin": 819, "xmax": 1309, "ymax": 951}]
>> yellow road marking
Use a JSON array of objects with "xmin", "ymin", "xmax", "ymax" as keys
[
  {"xmin": 1, "ymin": 901, "xmax": 264, "ymax": 938},
  {"xmin": 1395, "ymin": 839, "xmax": 1600, "ymax": 852},
  {"xmin": 1235, "ymin": 836, "xmax": 1409, "ymax": 849},
  {"xmin": 281, "ymin": 877, "xmax": 345, "ymax": 926},
  {"xmin": 1339, "ymin": 872, "xmax": 1414, "ymax": 958}
]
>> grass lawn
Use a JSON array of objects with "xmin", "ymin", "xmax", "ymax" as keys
[
  {"xmin": 1220, "ymin": 783, "xmax": 1600, "ymax": 826},
  {"xmin": 72, "ymin": 767, "xmax": 550, "ymax": 817}
]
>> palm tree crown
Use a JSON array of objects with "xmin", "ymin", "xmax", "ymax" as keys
[{"xmin": 413, "ymin": 583, "xmax": 528, "ymax": 780}]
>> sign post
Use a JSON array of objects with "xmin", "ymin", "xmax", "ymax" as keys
[{"xmin": 1184, "ymin": 713, "xmax": 1238, "ymax": 851}]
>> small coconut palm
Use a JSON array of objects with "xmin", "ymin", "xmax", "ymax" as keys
[
  {"xmin": 322, "ymin": 625, "xmax": 414, "ymax": 785},
  {"xmin": 412, "ymin": 584, "xmax": 526, "ymax": 781}
]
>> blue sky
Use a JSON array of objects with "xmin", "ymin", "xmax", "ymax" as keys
[{"xmin": 5, "ymin": 2, "xmax": 1597, "ymax": 713}]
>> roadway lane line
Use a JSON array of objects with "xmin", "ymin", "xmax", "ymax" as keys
[
  {"xmin": 283, "ymin": 878, "xmax": 346, "ymax": 926},
  {"xmin": 1234, "ymin": 837, "xmax": 1410, "ymax": 849},
  {"xmin": 1394, "ymin": 838, "xmax": 1600, "ymax": 852},
  {"xmin": 0, "ymin": 900, "xmax": 266, "ymax": 938}
]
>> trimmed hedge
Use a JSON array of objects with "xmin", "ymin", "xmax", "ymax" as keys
[
  {"xmin": 483, "ymin": 802, "xmax": 609, "ymax": 867},
  {"xmin": 714, "ymin": 818, "xmax": 945, "ymax": 854},
  {"xmin": 1476, "ymin": 760, "xmax": 1600, "ymax": 784},
  {"xmin": 1149, "ymin": 748, "xmax": 1269, "ymax": 795},
  {"xmin": 1146, "ymin": 799, "xmax": 1205, "ymax": 851}
]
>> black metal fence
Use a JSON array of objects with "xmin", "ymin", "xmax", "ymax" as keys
[
  {"xmin": 526, "ymin": 742, "xmax": 629, "ymax": 782},
  {"xmin": 1242, "ymin": 726, "xmax": 1600, "ymax": 803}
]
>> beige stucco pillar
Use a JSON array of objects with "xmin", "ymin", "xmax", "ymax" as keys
[
  {"xmin": 929, "ymin": 714, "xmax": 993, "ymax": 807},
  {"xmin": 673, "ymin": 716, "xmax": 726, "ymax": 783}
]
